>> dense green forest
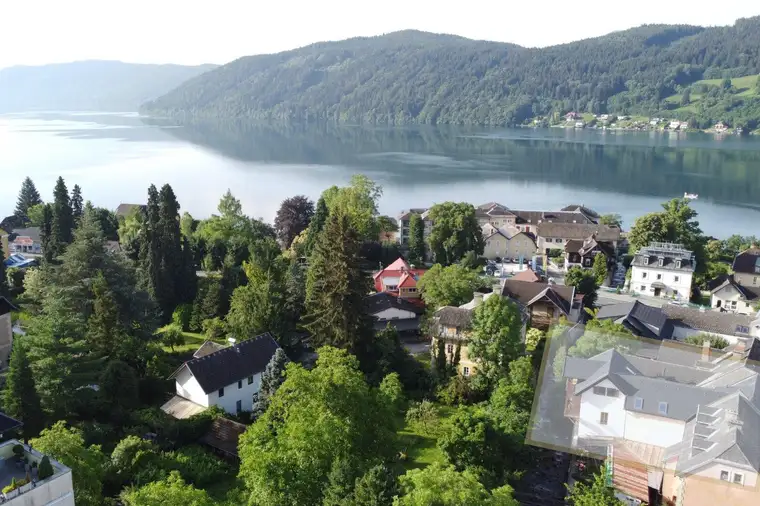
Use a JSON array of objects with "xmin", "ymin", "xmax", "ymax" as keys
[
  {"xmin": 143, "ymin": 17, "xmax": 760, "ymax": 128},
  {"xmin": 0, "ymin": 61, "xmax": 216, "ymax": 113}
]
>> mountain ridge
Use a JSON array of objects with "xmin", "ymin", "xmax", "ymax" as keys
[{"xmin": 142, "ymin": 17, "xmax": 760, "ymax": 129}]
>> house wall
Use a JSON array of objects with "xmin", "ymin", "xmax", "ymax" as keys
[
  {"xmin": 670, "ymin": 324, "xmax": 740, "ymax": 345},
  {"xmin": 734, "ymin": 271, "xmax": 759, "ymax": 288},
  {"xmin": 711, "ymin": 285, "xmax": 756, "ymax": 315},
  {"xmin": 175, "ymin": 368, "xmax": 210, "ymax": 407},
  {"xmin": 506, "ymin": 234, "xmax": 537, "ymax": 260},
  {"xmin": 537, "ymin": 236, "xmax": 566, "ymax": 251},
  {"xmin": 206, "ymin": 373, "xmax": 263, "ymax": 414},
  {"xmin": 381, "ymin": 276, "xmax": 401, "ymax": 289},
  {"xmin": 692, "ymin": 463, "xmax": 758, "ymax": 488},
  {"xmin": 0, "ymin": 313, "xmax": 13, "ymax": 369},
  {"xmin": 530, "ymin": 301, "xmax": 561, "ymax": 330},
  {"xmin": 5, "ymin": 470, "xmax": 75, "ymax": 506},
  {"xmin": 374, "ymin": 307, "xmax": 418, "ymax": 320},
  {"xmin": 661, "ymin": 469, "xmax": 760, "ymax": 506},
  {"xmin": 623, "ymin": 411, "xmax": 685, "ymax": 447},
  {"xmin": 431, "ymin": 334, "xmax": 477, "ymax": 376},
  {"xmin": 577, "ymin": 379, "xmax": 626, "ymax": 439},
  {"xmin": 399, "ymin": 286, "xmax": 420, "ymax": 299},
  {"xmin": 483, "ymin": 235, "xmax": 507, "ymax": 260},
  {"xmin": 631, "ymin": 266, "xmax": 693, "ymax": 300}
]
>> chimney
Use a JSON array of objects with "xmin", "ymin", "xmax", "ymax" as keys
[
  {"xmin": 702, "ymin": 340, "xmax": 711, "ymax": 362},
  {"xmin": 473, "ymin": 293, "xmax": 484, "ymax": 307}
]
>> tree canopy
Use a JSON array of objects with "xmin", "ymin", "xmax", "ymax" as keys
[
  {"xmin": 417, "ymin": 264, "xmax": 482, "ymax": 309},
  {"xmin": 468, "ymin": 296, "xmax": 524, "ymax": 388},
  {"xmin": 426, "ymin": 202, "xmax": 484, "ymax": 266}
]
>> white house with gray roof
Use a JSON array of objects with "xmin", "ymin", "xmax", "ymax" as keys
[
  {"xmin": 562, "ymin": 336, "xmax": 760, "ymax": 505},
  {"xmin": 630, "ymin": 242, "xmax": 695, "ymax": 300}
]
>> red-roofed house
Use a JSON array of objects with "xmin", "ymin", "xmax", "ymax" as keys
[{"xmin": 373, "ymin": 258, "xmax": 427, "ymax": 300}]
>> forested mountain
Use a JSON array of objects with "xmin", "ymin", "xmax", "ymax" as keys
[
  {"xmin": 0, "ymin": 60, "xmax": 216, "ymax": 113},
  {"xmin": 143, "ymin": 18, "xmax": 760, "ymax": 128}
]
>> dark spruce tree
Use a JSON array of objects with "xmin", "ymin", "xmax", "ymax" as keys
[
  {"xmin": 252, "ymin": 348, "xmax": 289, "ymax": 418},
  {"xmin": 0, "ymin": 241, "xmax": 7, "ymax": 297},
  {"xmin": 70, "ymin": 184, "xmax": 84, "ymax": 224},
  {"xmin": 39, "ymin": 204, "xmax": 54, "ymax": 263},
  {"xmin": 2, "ymin": 344, "xmax": 45, "ymax": 439},
  {"xmin": 304, "ymin": 211, "xmax": 375, "ymax": 355},
  {"xmin": 139, "ymin": 184, "xmax": 161, "ymax": 305},
  {"xmin": 303, "ymin": 196, "xmax": 328, "ymax": 256},
  {"xmin": 274, "ymin": 195, "xmax": 315, "ymax": 248},
  {"xmin": 156, "ymin": 184, "xmax": 183, "ymax": 315},
  {"xmin": 50, "ymin": 177, "xmax": 74, "ymax": 257},
  {"xmin": 177, "ymin": 236, "xmax": 198, "ymax": 304},
  {"xmin": 14, "ymin": 177, "xmax": 43, "ymax": 221},
  {"xmin": 408, "ymin": 212, "xmax": 425, "ymax": 265}
]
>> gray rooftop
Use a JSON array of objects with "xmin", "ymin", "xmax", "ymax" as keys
[
  {"xmin": 662, "ymin": 305, "xmax": 755, "ymax": 337},
  {"xmin": 631, "ymin": 242, "xmax": 695, "ymax": 272}
]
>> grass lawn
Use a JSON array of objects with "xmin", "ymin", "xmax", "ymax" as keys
[
  {"xmin": 397, "ymin": 404, "xmax": 455, "ymax": 470},
  {"xmin": 664, "ymin": 74, "xmax": 759, "ymax": 114},
  {"xmin": 160, "ymin": 330, "xmax": 225, "ymax": 354}
]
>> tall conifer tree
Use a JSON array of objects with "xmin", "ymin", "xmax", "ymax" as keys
[
  {"xmin": 71, "ymin": 184, "xmax": 84, "ymax": 224},
  {"xmin": 304, "ymin": 212, "xmax": 374, "ymax": 354},
  {"xmin": 40, "ymin": 204, "xmax": 54, "ymax": 263},
  {"xmin": 303, "ymin": 196, "xmax": 328, "ymax": 256},
  {"xmin": 14, "ymin": 177, "xmax": 42, "ymax": 220},
  {"xmin": 139, "ymin": 185, "xmax": 161, "ymax": 303},
  {"xmin": 3, "ymin": 344, "xmax": 45, "ymax": 439},
  {"xmin": 50, "ymin": 177, "xmax": 74, "ymax": 256}
]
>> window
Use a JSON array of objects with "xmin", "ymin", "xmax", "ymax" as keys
[
  {"xmin": 386, "ymin": 284, "xmax": 398, "ymax": 291},
  {"xmin": 446, "ymin": 344, "xmax": 454, "ymax": 354},
  {"xmin": 656, "ymin": 273, "xmax": 662, "ymax": 280},
  {"xmin": 605, "ymin": 388, "xmax": 619, "ymax": 398},
  {"xmin": 593, "ymin": 386, "xmax": 606, "ymax": 395},
  {"xmin": 634, "ymin": 397, "xmax": 644, "ymax": 410},
  {"xmin": 599, "ymin": 412, "xmax": 609, "ymax": 425},
  {"xmin": 238, "ymin": 380, "xmax": 242, "ymax": 389},
  {"xmin": 248, "ymin": 375, "xmax": 254, "ymax": 385},
  {"xmin": 733, "ymin": 473, "xmax": 744, "ymax": 485},
  {"xmin": 675, "ymin": 260, "xmax": 681, "ymax": 269},
  {"xmin": 642, "ymin": 272, "xmax": 648, "ymax": 279},
  {"xmin": 658, "ymin": 401, "xmax": 668, "ymax": 415},
  {"xmin": 463, "ymin": 367, "xmax": 470, "ymax": 377},
  {"xmin": 754, "ymin": 277, "xmax": 758, "ymax": 285},
  {"xmin": 730, "ymin": 300, "xmax": 738, "ymax": 309},
  {"xmin": 720, "ymin": 470, "xmax": 730, "ymax": 481},
  {"xmin": 218, "ymin": 387, "xmax": 225, "ymax": 398},
  {"xmin": 674, "ymin": 275, "xmax": 680, "ymax": 283},
  {"xmin": 658, "ymin": 258, "xmax": 664, "ymax": 267},
  {"xmin": 640, "ymin": 285, "xmax": 646, "ymax": 291},
  {"xmin": 407, "ymin": 288, "xmax": 417, "ymax": 293},
  {"xmin": 236, "ymin": 400, "xmax": 242, "ymax": 413}
]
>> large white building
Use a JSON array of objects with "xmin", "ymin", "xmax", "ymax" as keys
[
  {"xmin": 630, "ymin": 243, "xmax": 695, "ymax": 300},
  {"xmin": 562, "ymin": 332, "xmax": 760, "ymax": 505},
  {"xmin": 166, "ymin": 333, "xmax": 281, "ymax": 416}
]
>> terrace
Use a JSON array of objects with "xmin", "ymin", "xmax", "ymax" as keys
[{"xmin": 0, "ymin": 440, "xmax": 73, "ymax": 504}]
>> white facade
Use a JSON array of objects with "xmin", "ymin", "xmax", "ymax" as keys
[
  {"xmin": 669, "ymin": 324, "xmax": 741, "ymax": 345},
  {"xmin": 374, "ymin": 307, "xmax": 418, "ymax": 321},
  {"xmin": 692, "ymin": 463, "xmax": 758, "ymax": 487},
  {"xmin": 631, "ymin": 264, "xmax": 693, "ymax": 300},
  {"xmin": 0, "ymin": 440, "xmax": 75, "ymax": 506},
  {"xmin": 711, "ymin": 284, "xmax": 756, "ymax": 315},
  {"xmin": 623, "ymin": 411, "xmax": 685, "ymax": 448},
  {"xmin": 175, "ymin": 367, "xmax": 262, "ymax": 415},
  {"xmin": 577, "ymin": 379, "xmax": 626, "ymax": 439}
]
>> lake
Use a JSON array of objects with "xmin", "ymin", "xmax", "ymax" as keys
[{"xmin": 2, "ymin": 112, "xmax": 760, "ymax": 238}]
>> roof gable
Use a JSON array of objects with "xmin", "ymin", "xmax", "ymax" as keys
[
  {"xmin": 732, "ymin": 248, "xmax": 760, "ymax": 275},
  {"xmin": 386, "ymin": 257, "xmax": 411, "ymax": 271},
  {"xmin": 176, "ymin": 333, "xmax": 281, "ymax": 394}
]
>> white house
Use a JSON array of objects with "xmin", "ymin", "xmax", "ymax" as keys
[
  {"xmin": 563, "ymin": 342, "xmax": 760, "ymax": 504},
  {"xmin": 711, "ymin": 247, "xmax": 760, "ymax": 314},
  {"xmin": 630, "ymin": 242, "xmax": 695, "ymax": 300},
  {"xmin": 165, "ymin": 333, "xmax": 281, "ymax": 416}
]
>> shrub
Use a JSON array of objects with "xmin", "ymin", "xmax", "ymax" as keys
[
  {"xmin": 202, "ymin": 318, "xmax": 226, "ymax": 340},
  {"xmin": 405, "ymin": 400, "xmax": 439, "ymax": 436},
  {"xmin": 172, "ymin": 304, "xmax": 192, "ymax": 331},
  {"xmin": 525, "ymin": 328, "xmax": 545, "ymax": 351},
  {"xmin": 437, "ymin": 375, "xmax": 477, "ymax": 405},
  {"xmin": 38, "ymin": 456, "xmax": 54, "ymax": 480},
  {"xmin": 162, "ymin": 445, "xmax": 233, "ymax": 488},
  {"xmin": 12, "ymin": 444, "xmax": 23, "ymax": 458},
  {"xmin": 685, "ymin": 333, "xmax": 730, "ymax": 350}
]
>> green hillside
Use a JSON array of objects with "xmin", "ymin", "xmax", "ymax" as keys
[{"xmin": 143, "ymin": 17, "xmax": 760, "ymax": 129}]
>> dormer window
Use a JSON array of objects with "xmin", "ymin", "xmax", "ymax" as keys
[
  {"xmin": 658, "ymin": 401, "xmax": 668, "ymax": 415},
  {"xmin": 676, "ymin": 259, "xmax": 681, "ymax": 269},
  {"xmin": 658, "ymin": 257, "xmax": 664, "ymax": 267}
]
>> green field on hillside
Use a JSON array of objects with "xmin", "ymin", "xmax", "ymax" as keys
[{"xmin": 665, "ymin": 74, "xmax": 760, "ymax": 113}]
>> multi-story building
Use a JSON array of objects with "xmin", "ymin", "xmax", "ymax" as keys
[
  {"xmin": 711, "ymin": 247, "xmax": 760, "ymax": 314},
  {"xmin": 481, "ymin": 223, "xmax": 537, "ymax": 261},
  {"xmin": 0, "ymin": 413, "xmax": 76, "ymax": 505},
  {"xmin": 561, "ymin": 329, "xmax": 760, "ymax": 506},
  {"xmin": 630, "ymin": 243, "xmax": 696, "ymax": 300},
  {"xmin": 396, "ymin": 209, "xmax": 431, "ymax": 246}
]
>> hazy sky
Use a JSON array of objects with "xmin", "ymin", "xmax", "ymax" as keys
[{"xmin": 1, "ymin": 1, "xmax": 758, "ymax": 69}]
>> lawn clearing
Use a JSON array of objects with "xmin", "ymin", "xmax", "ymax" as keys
[{"xmin": 397, "ymin": 404, "xmax": 454, "ymax": 470}]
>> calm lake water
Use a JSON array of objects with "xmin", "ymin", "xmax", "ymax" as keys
[{"xmin": 2, "ymin": 112, "xmax": 760, "ymax": 238}]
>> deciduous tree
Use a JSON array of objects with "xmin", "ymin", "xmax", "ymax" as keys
[
  {"xmin": 468, "ymin": 296, "xmax": 523, "ymax": 388},
  {"xmin": 417, "ymin": 264, "xmax": 481, "ymax": 309},
  {"xmin": 567, "ymin": 471, "xmax": 624, "ymax": 506},
  {"xmin": 121, "ymin": 471, "xmax": 214, "ymax": 506},
  {"xmin": 565, "ymin": 266, "xmax": 598, "ymax": 309},
  {"xmin": 31, "ymin": 422, "xmax": 107, "ymax": 506},
  {"xmin": 321, "ymin": 175, "xmax": 382, "ymax": 240},
  {"xmin": 238, "ymin": 347, "xmax": 397, "ymax": 506},
  {"xmin": 275, "ymin": 195, "xmax": 314, "ymax": 248},
  {"xmin": 426, "ymin": 202, "xmax": 484, "ymax": 265},
  {"xmin": 592, "ymin": 253, "xmax": 608, "ymax": 286}
]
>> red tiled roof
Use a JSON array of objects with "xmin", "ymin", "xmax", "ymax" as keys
[
  {"xmin": 511, "ymin": 268, "xmax": 540, "ymax": 282},
  {"xmin": 373, "ymin": 258, "xmax": 426, "ymax": 292}
]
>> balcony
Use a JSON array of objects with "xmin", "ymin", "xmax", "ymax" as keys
[{"xmin": 0, "ymin": 440, "xmax": 74, "ymax": 505}]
